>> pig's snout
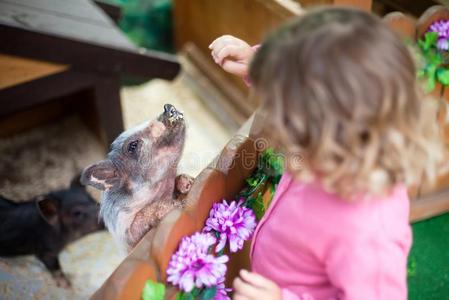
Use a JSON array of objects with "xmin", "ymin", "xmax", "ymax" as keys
[{"xmin": 163, "ymin": 104, "xmax": 183, "ymax": 124}]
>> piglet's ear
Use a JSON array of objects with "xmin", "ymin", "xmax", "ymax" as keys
[
  {"xmin": 81, "ymin": 160, "xmax": 122, "ymax": 191},
  {"xmin": 70, "ymin": 173, "xmax": 84, "ymax": 189},
  {"xmin": 36, "ymin": 196, "xmax": 59, "ymax": 226}
]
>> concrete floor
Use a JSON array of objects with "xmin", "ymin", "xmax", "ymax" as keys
[{"xmin": 0, "ymin": 73, "xmax": 232, "ymax": 299}]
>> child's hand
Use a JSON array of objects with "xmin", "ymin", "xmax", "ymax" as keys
[
  {"xmin": 233, "ymin": 269, "xmax": 281, "ymax": 300},
  {"xmin": 209, "ymin": 35, "xmax": 256, "ymax": 77}
]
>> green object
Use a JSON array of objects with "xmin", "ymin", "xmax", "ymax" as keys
[
  {"xmin": 417, "ymin": 31, "xmax": 449, "ymax": 91},
  {"xmin": 103, "ymin": 0, "xmax": 174, "ymax": 52},
  {"xmin": 408, "ymin": 213, "xmax": 449, "ymax": 300},
  {"xmin": 251, "ymin": 192, "xmax": 266, "ymax": 221},
  {"xmin": 142, "ymin": 280, "xmax": 166, "ymax": 300},
  {"xmin": 242, "ymin": 148, "xmax": 284, "ymax": 218},
  {"xmin": 437, "ymin": 68, "xmax": 449, "ymax": 85},
  {"xmin": 176, "ymin": 291, "xmax": 194, "ymax": 300},
  {"xmin": 199, "ymin": 286, "xmax": 217, "ymax": 300}
]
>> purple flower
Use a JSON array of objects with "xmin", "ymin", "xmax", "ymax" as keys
[
  {"xmin": 167, "ymin": 232, "xmax": 229, "ymax": 292},
  {"xmin": 204, "ymin": 199, "xmax": 257, "ymax": 253},
  {"xmin": 214, "ymin": 276, "xmax": 232, "ymax": 300},
  {"xmin": 429, "ymin": 20, "xmax": 449, "ymax": 51}
]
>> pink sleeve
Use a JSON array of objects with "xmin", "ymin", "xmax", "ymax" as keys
[
  {"xmin": 324, "ymin": 234, "xmax": 410, "ymax": 300},
  {"xmin": 242, "ymin": 44, "xmax": 261, "ymax": 86}
]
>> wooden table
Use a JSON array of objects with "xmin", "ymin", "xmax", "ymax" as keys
[{"xmin": 0, "ymin": 0, "xmax": 181, "ymax": 145}]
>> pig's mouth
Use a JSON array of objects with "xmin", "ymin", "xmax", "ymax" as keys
[
  {"xmin": 156, "ymin": 104, "xmax": 186, "ymax": 147},
  {"xmin": 159, "ymin": 104, "xmax": 184, "ymax": 128}
]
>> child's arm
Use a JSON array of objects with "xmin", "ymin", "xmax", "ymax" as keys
[{"xmin": 209, "ymin": 35, "xmax": 257, "ymax": 78}]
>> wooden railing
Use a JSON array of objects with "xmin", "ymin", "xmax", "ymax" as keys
[{"xmin": 383, "ymin": 5, "xmax": 449, "ymax": 221}]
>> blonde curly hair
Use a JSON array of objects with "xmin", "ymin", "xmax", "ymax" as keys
[{"xmin": 249, "ymin": 7, "xmax": 443, "ymax": 199}]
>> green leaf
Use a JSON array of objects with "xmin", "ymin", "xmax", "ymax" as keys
[
  {"xmin": 426, "ymin": 75, "xmax": 436, "ymax": 92},
  {"xmin": 425, "ymin": 64, "xmax": 437, "ymax": 92},
  {"xmin": 141, "ymin": 280, "xmax": 165, "ymax": 300},
  {"xmin": 253, "ymin": 192, "xmax": 266, "ymax": 220},
  {"xmin": 428, "ymin": 50, "xmax": 443, "ymax": 65},
  {"xmin": 179, "ymin": 292, "xmax": 194, "ymax": 300},
  {"xmin": 421, "ymin": 32, "xmax": 439, "ymax": 52},
  {"xmin": 191, "ymin": 288, "xmax": 201, "ymax": 298},
  {"xmin": 437, "ymin": 68, "xmax": 449, "ymax": 86},
  {"xmin": 200, "ymin": 286, "xmax": 217, "ymax": 300}
]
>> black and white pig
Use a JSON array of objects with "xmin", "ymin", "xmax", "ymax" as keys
[
  {"xmin": 81, "ymin": 104, "xmax": 193, "ymax": 252},
  {"xmin": 0, "ymin": 175, "xmax": 104, "ymax": 288}
]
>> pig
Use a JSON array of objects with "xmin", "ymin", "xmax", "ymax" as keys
[
  {"xmin": 81, "ymin": 104, "xmax": 193, "ymax": 252},
  {"xmin": 0, "ymin": 175, "xmax": 104, "ymax": 288}
]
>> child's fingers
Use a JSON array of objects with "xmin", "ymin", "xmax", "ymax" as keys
[
  {"xmin": 212, "ymin": 43, "xmax": 237, "ymax": 64},
  {"xmin": 221, "ymin": 60, "xmax": 248, "ymax": 77},
  {"xmin": 239, "ymin": 269, "xmax": 276, "ymax": 289},
  {"xmin": 233, "ymin": 277, "xmax": 261, "ymax": 299},
  {"xmin": 209, "ymin": 35, "xmax": 239, "ymax": 49},
  {"xmin": 215, "ymin": 45, "xmax": 245, "ymax": 65}
]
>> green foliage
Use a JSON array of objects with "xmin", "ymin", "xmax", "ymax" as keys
[
  {"xmin": 103, "ymin": 0, "xmax": 174, "ymax": 52},
  {"xmin": 142, "ymin": 280, "xmax": 165, "ymax": 300},
  {"xmin": 241, "ymin": 148, "xmax": 284, "ymax": 218},
  {"xmin": 437, "ymin": 68, "xmax": 449, "ymax": 85},
  {"xmin": 199, "ymin": 286, "xmax": 217, "ymax": 300},
  {"xmin": 417, "ymin": 31, "xmax": 449, "ymax": 92},
  {"xmin": 175, "ymin": 287, "xmax": 217, "ymax": 300}
]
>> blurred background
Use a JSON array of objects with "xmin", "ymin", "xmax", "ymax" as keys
[{"xmin": 0, "ymin": 0, "xmax": 449, "ymax": 299}]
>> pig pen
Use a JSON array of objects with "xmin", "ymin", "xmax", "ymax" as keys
[{"xmin": 0, "ymin": 73, "xmax": 231, "ymax": 299}]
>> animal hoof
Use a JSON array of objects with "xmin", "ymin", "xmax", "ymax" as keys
[
  {"xmin": 175, "ymin": 174, "xmax": 194, "ymax": 195},
  {"xmin": 52, "ymin": 270, "xmax": 71, "ymax": 289}
]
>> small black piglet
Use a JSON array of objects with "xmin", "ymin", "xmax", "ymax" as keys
[{"xmin": 0, "ymin": 175, "xmax": 104, "ymax": 288}]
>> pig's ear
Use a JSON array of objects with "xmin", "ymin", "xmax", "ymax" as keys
[
  {"xmin": 70, "ymin": 173, "xmax": 84, "ymax": 189},
  {"xmin": 36, "ymin": 196, "xmax": 59, "ymax": 226},
  {"xmin": 80, "ymin": 160, "xmax": 122, "ymax": 191}
]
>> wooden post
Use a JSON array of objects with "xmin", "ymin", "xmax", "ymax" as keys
[{"xmin": 93, "ymin": 76, "xmax": 124, "ymax": 146}]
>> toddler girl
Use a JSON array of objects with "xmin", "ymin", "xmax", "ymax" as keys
[{"xmin": 209, "ymin": 7, "xmax": 441, "ymax": 300}]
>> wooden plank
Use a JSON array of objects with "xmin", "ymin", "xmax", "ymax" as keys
[
  {"xmin": 0, "ymin": 1, "xmax": 133, "ymax": 50},
  {"xmin": 179, "ymin": 54, "xmax": 246, "ymax": 131},
  {"xmin": 184, "ymin": 43, "xmax": 253, "ymax": 117},
  {"xmin": 0, "ymin": 70, "xmax": 96, "ymax": 117},
  {"xmin": 299, "ymin": 0, "xmax": 372, "ymax": 10},
  {"xmin": 0, "ymin": 99, "xmax": 67, "ymax": 137},
  {"xmin": 0, "ymin": 25, "xmax": 181, "ymax": 80},
  {"xmin": 411, "ymin": 190, "xmax": 449, "ymax": 222},
  {"xmin": 383, "ymin": 12, "xmax": 416, "ymax": 39},
  {"xmin": 0, "ymin": 0, "xmax": 114, "ymax": 27},
  {"xmin": 376, "ymin": 0, "xmax": 440, "ymax": 17},
  {"xmin": 92, "ymin": 76, "xmax": 124, "ymax": 145},
  {"xmin": 416, "ymin": 5, "xmax": 449, "ymax": 38},
  {"xmin": 0, "ymin": 53, "xmax": 67, "ymax": 89}
]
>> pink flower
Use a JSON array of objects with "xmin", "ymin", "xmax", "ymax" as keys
[
  {"xmin": 167, "ymin": 233, "xmax": 229, "ymax": 292},
  {"xmin": 214, "ymin": 276, "xmax": 232, "ymax": 300},
  {"xmin": 429, "ymin": 20, "xmax": 449, "ymax": 51},
  {"xmin": 204, "ymin": 199, "xmax": 257, "ymax": 253}
]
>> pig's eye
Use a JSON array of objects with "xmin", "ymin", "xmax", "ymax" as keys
[
  {"xmin": 72, "ymin": 210, "xmax": 84, "ymax": 219},
  {"xmin": 127, "ymin": 140, "xmax": 139, "ymax": 155}
]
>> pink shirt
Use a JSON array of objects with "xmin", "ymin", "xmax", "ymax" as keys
[{"xmin": 250, "ymin": 172, "xmax": 412, "ymax": 300}]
